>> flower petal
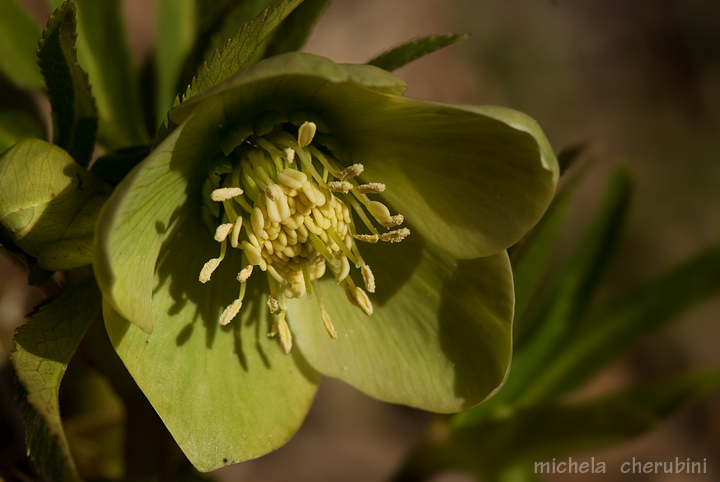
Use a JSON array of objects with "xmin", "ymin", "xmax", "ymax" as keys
[
  {"xmin": 328, "ymin": 100, "xmax": 559, "ymax": 259},
  {"xmin": 288, "ymin": 232, "xmax": 513, "ymax": 413},
  {"xmin": 103, "ymin": 213, "xmax": 319, "ymax": 471},
  {"xmin": 171, "ymin": 52, "xmax": 557, "ymax": 259}
]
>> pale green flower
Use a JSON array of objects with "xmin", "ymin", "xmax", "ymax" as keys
[{"xmin": 94, "ymin": 52, "xmax": 558, "ymax": 471}]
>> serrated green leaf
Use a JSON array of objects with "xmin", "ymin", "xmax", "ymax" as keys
[
  {"xmin": 521, "ymin": 243, "xmax": 720, "ymax": 402},
  {"xmin": 10, "ymin": 279, "xmax": 102, "ymax": 482},
  {"xmin": 453, "ymin": 369, "xmax": 720, "ymax": 469},
  {"xmin": 156, "ymin": 0, "xmax": 197, "ymax": 127},
  {"xmin": 0, "ymin": 0, "xmax": 44, "ymax": 88},
  {"xmin": 37, "ymin": 0, "xmax": 98, "ymax": 167},
  {"xmin": 181, "ymin": 0, "xmax": 303, "ymax": 103},
  {"xmin": 367, "ymin": 33, "xmax": 469, "ymax": 72},
  {"xmin": 202, "ymin": 1, "xmax": 280, "ymax": 61},
  {"xmin": 262, "ymin": 0, "xmax": 332, "ymax": 58},
  {"xmin": 70, "ymin": 0, "xmax": 148, "ymax": 149}
]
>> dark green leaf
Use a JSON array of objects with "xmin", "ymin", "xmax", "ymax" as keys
[
  {"xmin": 37, "ymin": 0, "xmax": 98, "ymax": 167},
  {"xmin": 453, "ymin": 369, "xmax": 720, "ymax": 468},
  {"xmin": 156, "ymin": 0, "xmax": 197, "ymax": 126},
  {"xmin": 262, "ymin": 0, "xmax": 332, "ymax": 58},
  {"xmin": 203, "ymin": 0, "xmax": 281, "ymax": 61},
  {"xmin": 367, "ymin": 33, "xmax": 469, "ymax": 72},
  {"xmin": 70, "ymin": 0, "xmax": 148, "ymax": 149},
  {"xmin": 0, "ymin": 0, "xmax": 44, "ymax": 88},
  {"xmin": 10, "ymin": 279, "xmax": 102, "ymax": 482},
  {"xmin": 181, "ymin": 0, "xmax": 303, "ymax": 103},
  {"xmin": 195, "ymin": 0, "xmax": 241, "ymax": 35},
  {"xmin": 521, "ymin": 243, "xmax": 720, "ymax": 401}
]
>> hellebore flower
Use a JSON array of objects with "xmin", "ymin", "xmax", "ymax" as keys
[{"xmin": 94, "ymin": 52, "xmax": 558, "ymax": 471}]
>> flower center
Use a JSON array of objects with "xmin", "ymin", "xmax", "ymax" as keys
[{"xmin": 198, "ymin": 112, "xmax": 409, "ymax": 353}]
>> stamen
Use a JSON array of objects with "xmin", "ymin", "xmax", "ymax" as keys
[
  {"xmin": 220, "ymin": 299, "xmax": 243, "ymax": 325},
  {"xmin": 340, "ymin": 163, "xmax": 364, "ymax": 180},
  {"xmin": 237, "ymin": 265, "xmax": 253, "ymax": 282},
  {"xmin": 382, "ymin": 214, "xmax": 404, "ymax": 228},
  {"xmin": 334, "ymin": 255, "xmax": 350, "ymax": 284},
  {"xmin": 277, "ymin": 168, "xmax": 307, "ymax": 190},
  {"xmin": 367, "ymin": 201, "xmax": 394, "ymax": 226},
  {"xmin": 199, "ymin": 258, "xmax": 221, "ymax": 283},
  {"xmin": 322, "ymin": 309, "xmax": 337, "ymax": 339},
  {"xmin": 214, "ymin": 223, "xmax": 234, "ymax": 242},
  {"xmin": 354, "ymin": 233, "xmax": 379, "ymax": 243},
  {"xmin": 211, "ymin": 187, "xmax": 244, "ymax": 202},
  {"xmin": 268, "ymin": 314, "xmax": 293, "ymax": 354},
  {"xmin": 345, "ymin": 286, "xmax": 373, "ymax": 316},
  {"xmin": 361, "ymin": 265, "xmax": 376, "ymax": 293},
  {"xmin": 357, "ymin": 182, "xmax": 386, "ymax": 194},
  {"xmin": 326, "ymin": 226, "xmax": 358, "ymax": 265},
  {"xmin": 380, "ymin": 228, "xmax": 411, "ymax": 243},
  {"xmin": 231, "ymin": 216, "xmax": 243, "ymax": 248},
  {"xmin": 267, "ymin": 295, "xmax": 282, "ymax": 315},
  {"xmin": 298, "ymin": 121, "xmax": 317, "ymax": 147},
  {"xmin": 282, "ymin": 148, "xmax": 295, "ymax": 164},
  {"xmin": 328, "ymin": 181, "xmax": 353, "ymax": 193},
  {"xmin": 301, "ymin": 259, "xmax": 313, "ymax": 298}
]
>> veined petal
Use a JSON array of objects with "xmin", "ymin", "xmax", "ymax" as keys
[
  {"xmin": 170, "ymin": 52, "xmax": 557, "ymax": 260},
  {"xmin": 288, "ymin": 232, "xmax": 513, "ymax": 413},
  {"xmin": 103, "ymin": 213, "xmax": 319, "ymax": 471}
]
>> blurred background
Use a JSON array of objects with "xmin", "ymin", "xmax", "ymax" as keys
[{"xmin": 2, "ymin": 0, "xmax": 720, "ymax": 480}]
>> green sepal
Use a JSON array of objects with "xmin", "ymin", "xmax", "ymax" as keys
[
  {"xmin": 0, "ymin": 138, "xmax": 111, "ymax": 271},
  {"xmin": 37, "ymin": 0, "xmax": 98, "ymax": 167},
  {"xmin": 0, "ymin": 0, "xmax": 44, "ymax": 88},
  {"xmin": 10, "ymin": 279, "xmax": 102, "ymax": 482},
  {"xmin": 368, "ymin": 33, "xmax": 470, "ymax": 72},
  {"xmin": 181, "ymin": 0, "xmax": 304, "ymax": 103}
]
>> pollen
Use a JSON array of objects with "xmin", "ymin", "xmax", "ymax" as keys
[{"xmin": 198, "ymin": 110, "xmax": 410, "ymax": 353}]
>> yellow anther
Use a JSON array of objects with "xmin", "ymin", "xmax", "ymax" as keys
[
  {"xmin": 321, "ymin": 309, "xmax": 337, "ymax": 339},
  {"xmin": 357, "ymin": 182, "xmax": 386, "ymax": 194},
  {"xmin": 277, "ymin": 168, "xmax": 307, "ymax": 189},
  {"xmin": 354, "ymin": 233, "xmax": 379, "ymax": 243},
  {"xmin": 241, "ymin": 241, "xmax": 263, "ymax": 266},
  {"xmin": 231, "ymin": 216, "xmax": 243, "ymax": 248},
  {"xmin": 211, "ymin": 187, "xmax": 244, "ymax": 202},
  {"xmin": 267, "ymin": 295, "xmax": 282, "ymax": 315},
  {"xmin": 328, "ymin": 181, "xmax": 353, "ymax": 194},
  {"xmin": 361, "ymin": 265, "xmax": 376, "ymax": 293},
  {"xmin": 380, "ymin": 228, "xmax": 411, "ymax": 243},
  {"xmin": 220, "ymin": 299, "xmax": 243, "ymax": 325},
  {"xmin": 268, "ymin": 315, "xmax": 293, "ymax": 354},
  {"xmin": 251, "ymin": 205, "xmax": 265, "ymax": 235},
  {"xmin": 214, "ymin": 223, "xmax": 234, "ymax": 242},
  {"xmin": 382, "ymin": 214, "xmax": 404, "ymax": 228},
  {"xmin": 199, "ymin": 258, "xmax": 221, "ymax": 283},
  {"xmin": 345, "ymin": 286, "xmax": 373, "ymax": 316},
  {"xmin": 282, "ymin": 147, "xmax": 295, "ymax": 164},
  {"xmin": 298, "ymin": 121, "xmax": 317, "ymax": 147},
  {"xmin": 367, "ymin": 201, "xmax": 394, "ymax": 226},
  {"xmin": 340, "ymin": 163, "xmax": 364, "ymax": 180},
  {"xmin": 265, "ymin": 185, "xmax": 290, "ymax": 223},
  {"xmin": 237, "ymin": 265, "xmax": 253, "ymax": 282},
  {"xmin": 334, "ymin": 255, "xmax": 350, "ymax": 284}
]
